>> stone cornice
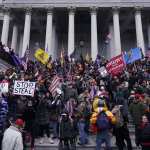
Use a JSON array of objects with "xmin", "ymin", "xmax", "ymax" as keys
[{"xmin": 2, "ymin": 1, "xmax": 150, "ymax": 8}]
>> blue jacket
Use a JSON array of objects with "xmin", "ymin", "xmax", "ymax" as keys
[{"xmin": 0, "ymin": 98, "xmax": 8, "ymax": 134}]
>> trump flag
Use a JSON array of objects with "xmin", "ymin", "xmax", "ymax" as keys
[{"xmin": 106, "ymin": 54, "xmax": 126, "ymax": 76}]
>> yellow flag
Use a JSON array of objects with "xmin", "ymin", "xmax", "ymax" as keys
[{"xmin": 34, "ymin": 48, "xmax": 49, "ymax": 65}]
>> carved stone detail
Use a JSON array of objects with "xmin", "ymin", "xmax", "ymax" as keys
[{"xmin": 68, "ymin": 6, "xmax": 76, "ymax": 14}]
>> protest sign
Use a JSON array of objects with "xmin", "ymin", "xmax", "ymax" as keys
[
  {"xmin": 98, "ymin": 66, "xmax": 108, "ymax": 77},
  {"xmin": 0, "ymin": 81, "xmax": 8, "ymax": 93},
  {"xmin": 106, "ymin": 54, "xmax": 125, "ymax": 76},
  {"xmin": 13, "ymin": 81, "xmax": 36, "ymax": 96}
]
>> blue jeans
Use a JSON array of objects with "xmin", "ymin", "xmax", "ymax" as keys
[
  {"xmin": 96, "ymin": 130, "xmax": 111, "ymax": 150},
  {"xmin": 78, "ymin": 121, "xmax": 88, "ymax": 144},
  {"xmin": 50, "ymin": 121, "xmax": 58, "ymax": 137}
]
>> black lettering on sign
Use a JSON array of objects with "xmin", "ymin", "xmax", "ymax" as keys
[
  {"xmin": 14, "ymin": 88, "xmax": 19, "ymax": 94},
  {"xmin": 16, "ymin": 82, "xmax": 20, "ymax": 88}
]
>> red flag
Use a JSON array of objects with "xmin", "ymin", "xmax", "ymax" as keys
[
  {"xmin": 49, "ymin": 75, "xmax": 61, "ymax": 96},
  {"xmin": 106, "ymin": 54, "xmax": 125, "ymax": 76}
]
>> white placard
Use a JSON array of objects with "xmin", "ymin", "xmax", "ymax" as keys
[
  {"xmin": 0, "ymin": 82, "xmax": 8, "ymax": 93},
  {"xmin": 98, "ymin": 66, "xmax": 108, "ymax": 77},
  {"xmin": 13, "ymin": 81, "xmax": 36, "ymax": 96}
]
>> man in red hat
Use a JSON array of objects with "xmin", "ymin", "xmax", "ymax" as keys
[{"xmin": 2, "ymin": 118, "xmax": 24, "ymax": 150}]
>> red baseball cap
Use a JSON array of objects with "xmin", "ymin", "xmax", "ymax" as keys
[{"xmin": 15, "ymin": 119, "xmax": 24, "ymax": 127}]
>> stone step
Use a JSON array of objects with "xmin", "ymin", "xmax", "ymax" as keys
[{"xmin": 26, "ymin": 135, "xmax": 137, "ymax": 150}]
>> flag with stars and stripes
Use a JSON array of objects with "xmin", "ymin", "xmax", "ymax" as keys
[{"xmin": 49, "ymin": 75, "xmax": 61, "ymax": 96}]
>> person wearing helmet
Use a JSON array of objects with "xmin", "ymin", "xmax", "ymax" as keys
[{"xmin": 2, "ymin": 118, "xmax": 24, "ymax": 150}]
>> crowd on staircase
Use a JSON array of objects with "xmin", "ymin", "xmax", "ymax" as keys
[{"xmin": 0, "ymin": 42, "xmax": 150, "ymax": 150}]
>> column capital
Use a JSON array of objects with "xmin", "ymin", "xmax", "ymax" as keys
[
  {"xmin": 112, "ymin": 6, "xmax": 120, "ymax": 13},
  {"xmin": 46, "ymin": 6, "xmax": 54, "ymax": 14},
  {"xmin": 24, "ymin": 7, "xmax": 32, "ymax": 15},
  {"xmin": 68, "ymin": 6, "xmax": 76, "ymax": 14},
  {"xmin": 134, "ymin": 6, "xmax": 143, "ymax": 12},
  {"xmin": 2, "ymin": 7, "xmax": 11, "ymax": 15},
  {"xmin": 90, "ymin": 6, "xmax": 98, "ymax": 14}
]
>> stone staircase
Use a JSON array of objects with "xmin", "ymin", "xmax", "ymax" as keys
[{"xmin": 26, "ymin": 120, "xmax": 139, "ymax": 150}]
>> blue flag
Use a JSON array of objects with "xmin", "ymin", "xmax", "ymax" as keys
[{"xmin": 123, "ymin": 48, "xmax": 142, "ymax": 64}]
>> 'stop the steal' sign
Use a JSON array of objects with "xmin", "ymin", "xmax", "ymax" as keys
[{"xmin": 13, "ymin": 81, "xmax": 36, "ymax": 96}]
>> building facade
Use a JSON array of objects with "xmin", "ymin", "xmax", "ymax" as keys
[{"xmin": 0, "ymin": 0, "xmax": 150, "ymax": 60}]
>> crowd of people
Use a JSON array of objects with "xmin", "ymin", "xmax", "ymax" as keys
[{"xmin": 0, "ymin": 42, "xmax": 150, "ymax": 150}]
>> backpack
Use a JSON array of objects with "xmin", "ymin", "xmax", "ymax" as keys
[{"xmin": 96, "ymin": 112, "xmax": 110, "ymax": 130}]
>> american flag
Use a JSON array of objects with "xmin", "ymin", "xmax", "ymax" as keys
[{"xmin": 49, "ymin": 75, "xmax": 61, "ymax": 96}]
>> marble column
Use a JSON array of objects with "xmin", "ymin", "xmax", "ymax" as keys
[
  {"xmin": 91, "ymin": 7, "xmax": 98, "ymax": 61},
  {"xmin": 68, "ymin": 7, "xmax": 75, "ymax": 57},
  {"xmin": 147, "ymin": 23, "xmax": 150, "ymax": 48},
  {"xmin": 21, "ymin": 7, "xmax": 32, "ymax": 57},
  {"xmin": 1, "ymin": 8, "xmax": 10, "ymax": 45},
  {"xmin": 113, "ymin": 7, "xmax": 121, "ymax": 56},
  {"xmin": 135, "ymin": 7, "xmax": 145, "ymax": 55},
  {"xmin": 45, "ymin": 7, "xmax": 53, "ymax": 57},
  {"xmin": 11, "ymin": 24, "xmax": 18, "ymax": 51}
]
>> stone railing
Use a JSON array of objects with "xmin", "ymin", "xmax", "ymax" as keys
[{"xmin": 2, "ymin": 0, "xmax": 150, "ymax": 8}]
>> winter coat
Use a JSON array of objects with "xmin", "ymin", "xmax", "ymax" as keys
[
  {"xmin": 2, "ymin": 126, "xmax": 23, "ymax": 150},
  {"xmin": 139, "ymin": 123, "xmax": 150, "ymax": 147},
  {"xmin": 59, "ymin": 118, "xmax": 78, "ymax": 139},
  {"xmin": 36, "ymin": 100, "xmax": 51, "ymax": 125},
  {"xmin": 0, "ymin": 98, "xmax": 8, "ymax": 135},
  {"xmin": 129, "ymin": 102, "xmax": 146, "ymax": 126}
]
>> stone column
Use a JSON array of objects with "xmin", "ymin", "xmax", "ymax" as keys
[
  {"xmin": 91, "ymin": 7, "xmax": 98, "ymax": 61},
  {"xmin": 135, "ymin": 7, "xmax": 145, "ymax": 55},
  {"xmin": 1, "ymin": 8, "xmax": 10, "ymax": 45},
  {"xmin": 11, "ymin": 24, "xmax": 18, "ymax": 51},
  {"xmin": 113, "ymin": 7, "xmax": 121, "ymax": 56},
  {"xmin": 21, "ymin": 7, "xmax": 32, "ymax": 58},
  {"xmin": 68, "ymin": 7, "xmax": 75, "ymax": 57},
  {"xmin": 45, "ymin": 7, "xmax": 53, "ymax": 57},
  {"xmin": 147, "ymin": 23, "xmax": 150, "ymax": 48}
]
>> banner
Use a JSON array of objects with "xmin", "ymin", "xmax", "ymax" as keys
[
  {"xmin": 98, "ymin": 66, "xmax": 108, "ymax": 77},
  {"xmin": 123, "ymin": 48, "xmax": 142, "ymax": 64},
  {"xmin": 106, "ymin": 54, "xmax": 125, "ymax": 76},
  {"xmin": 34, "ymin": 48, "xmax": 49, "ymax": 65},
  {"xmin": 0, "ymin": 81, "xmax": 8, "ymax": 93},
  {"xmin": 13, "ymin": 81, "xmax": 36, "ymax": 96}
]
